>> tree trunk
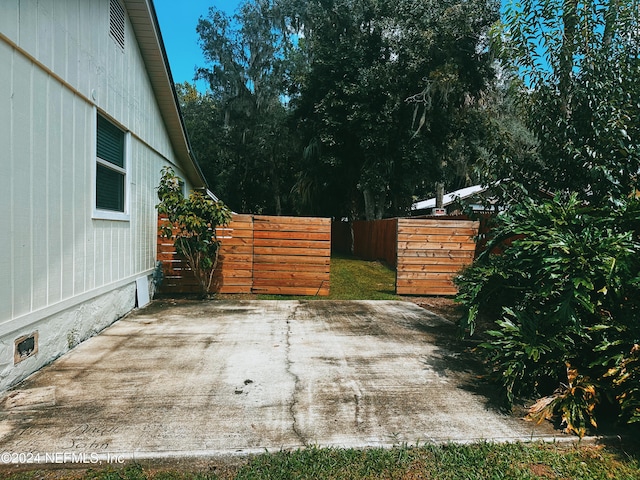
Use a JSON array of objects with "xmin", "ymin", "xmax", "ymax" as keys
[
  {"xmin": 272, "ymin": 155, "xmax": 282, "ymax": 216},
  {"xmin": 435, "ymin": 182, "xmax": 445, "ymax": 209},
  {"xmin": 375, "ymin": 190, "xmax": 386, "ymax": 219},
  {"xmin": 363, "ymin": 188, "xmax": 375, "ymax": 220},
  {"xmin": 274, "ymin": 194, "xmax": 282, "ymax": 216},
  {"xmin": 559, "ymin": 0, "xmax": 578, "ymax": 116}
]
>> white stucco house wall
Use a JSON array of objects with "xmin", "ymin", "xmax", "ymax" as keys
[{"xmin": 0, "ymin": 0, "xmax": 209, "ymax": 392}]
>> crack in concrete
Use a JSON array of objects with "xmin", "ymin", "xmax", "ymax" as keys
[
  {"xmin": 284, "ymin": 302, "xmax": 307, "ymax": 446},
  {"xmin": 353, "ymin": 388, "xmax": 363, "ymax": 428}
]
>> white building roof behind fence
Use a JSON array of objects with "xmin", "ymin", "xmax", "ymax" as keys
[{"xmin": 411, "ymin": 185, "xmax": 487, "ymax": 211}]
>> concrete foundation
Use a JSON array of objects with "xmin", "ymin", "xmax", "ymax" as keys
[{"xmin": 0, "ymin": 282, "xmax": 138, "ymax": 393}]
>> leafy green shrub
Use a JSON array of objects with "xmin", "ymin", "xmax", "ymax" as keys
[
  {"xmin": 456, "ymin": 194, "xmax": 640, "ymax": 434},
  {"xmin": 157, "ymin": 167, "xmax": 232, "ymax": 298},
  {"xmin": 606, "ymin": 344, "xmax": 640, "ymax": 425}
]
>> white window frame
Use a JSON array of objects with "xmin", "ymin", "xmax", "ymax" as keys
[{"xmin": 92, "ymin": 109, "xmax": 131, "ymax": 221}]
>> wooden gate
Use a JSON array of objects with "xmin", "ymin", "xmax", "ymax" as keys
[
  {"xmin": 252, "ymin": 215, "xmax": 331, "ymax": 296},
  {"xmin": 395, "ymin": 218, "xmax": 479, "ymax": 295},
  {"xmin": 352, "ymin": 218, "xmax": 398, "ymax": 267}
]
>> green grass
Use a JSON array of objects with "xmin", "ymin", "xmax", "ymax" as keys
[
  {"xmin": 4, "ymin": 442, "xmax": 639, "ymax": 479},
  {"xmin": 327, "ymin": 254, "xmax": 400, "ymax": 300},
  {"xmin": 254, "ymin": 254, "xmax": 402, "ymax": 301},
  {"xmin": 234, "ymin": 442, "xmax": 640, "ymax": 480}
]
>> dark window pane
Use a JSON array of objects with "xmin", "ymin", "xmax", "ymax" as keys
[
  {"xmin": 96, "ymin": 164, "xmax": 125, "ymax": 212},
  {"xmin": 97, "ymin": 115, "xmax": 124, "ymax": 167}
]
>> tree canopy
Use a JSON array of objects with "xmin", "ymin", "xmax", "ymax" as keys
[
  {"xmin": 186, "ymin": 0, "xmax": 500, "ymax": 219},
  {"xmin": 493, "ymin": 0, "xmax": 640, "ymax": 205},
  {"xmin": 183, "ymin": 0, "xmax": 639, "ymax": 215},
  {"xmin": 455, "ymin": 0, "xmax": 640, "ymax": 435},
  {"xmin": 192, "ymin": 0, "xmax": 297, "ymax": 215}
]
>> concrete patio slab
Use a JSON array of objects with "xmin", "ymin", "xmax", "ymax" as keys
[{"xmin": 0, "ymin": 300, "xmax": 564, "ymax": 463}]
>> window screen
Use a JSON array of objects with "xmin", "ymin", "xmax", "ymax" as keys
[
  {"xmin": 97, "ymin": 115, "xmax": 124, "ymax": 167},
  {"xmin": 96, "ymin": 114, "xmax": 126, "ymax": 212}
]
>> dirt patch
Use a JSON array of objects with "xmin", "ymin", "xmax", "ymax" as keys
[
  {"xmin": 526, "ymin": 463, "xmax": 557, "ymax": 478},
  {"xmin": 403, "ymin": 296, "xmax": 462, "ymax": 322}
]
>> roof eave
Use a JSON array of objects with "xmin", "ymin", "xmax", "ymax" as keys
[{"xmin": 124, "ymin": 0, "xmax": 208, "ymax": 190}]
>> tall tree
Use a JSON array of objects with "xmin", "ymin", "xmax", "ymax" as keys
[
  {"xmin": 498, "ymin": 0, "xmax": 640, "ymax": 204},
  {"xmin": 188, "ymin": 0, "xmax": 500, "ymax": 218},
  {"xmin": 280, "ymin": 0, "xmax": 500, "ymax": 219},
  {"xmin": 402, "ymin": 0, "xmax": 500, "ymax": 209},
  {"xmin": 195, "ymin": 0, "xmax": 296, "ymax": 214},
  {"xmin": 175, "ymin": 82, "xmax": 226, "ymax": 194}
]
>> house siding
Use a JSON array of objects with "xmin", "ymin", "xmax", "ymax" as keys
[{"xmin": 0, "ymin": 0, "xmax": 194, "ymax": 390}]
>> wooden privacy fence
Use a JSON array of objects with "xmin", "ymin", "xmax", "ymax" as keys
[
  {"xmin": 213, "ymin": 214, "xmax": 254, "ymax": 293},
  {"xmin": 351, "ymin": 217, "xmax": 479, "ymax": 295},
  {"xmin": 253, "ymin": 215, "xmax": 331, "ymax": 296},
  {"xmin": 157, "ymin": 215, "xmax": 331, "ymax": 296},
  {"xmin": 395, "ymin": 218, "xmax": 479, "ymax": 296},
  {"xmin": 353, "ymin": 218, "xmax": 398, "ymax": 267}
]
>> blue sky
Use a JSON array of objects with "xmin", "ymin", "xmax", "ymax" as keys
[
  {"xmin": 154, "ymin": 1, "xmax": 512, "ymax": 92},
  {"xmin": 154, "ymin": 0, "xmax": 241, "ymax": 91}
]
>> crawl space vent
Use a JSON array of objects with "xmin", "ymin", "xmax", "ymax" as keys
[{"xmin": 15, "ymin": 332, "xmax": 38, "ymax": 364}]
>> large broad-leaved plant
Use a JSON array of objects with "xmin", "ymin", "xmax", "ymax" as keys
[
  {"xmin": 157, "ymin": 167, "xmax": 232, "ymax": 298},
  {"xmin": 456, "ymin": 194, "xmax": 640, "ymax": 435}
]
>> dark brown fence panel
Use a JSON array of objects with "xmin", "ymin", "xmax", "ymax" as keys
[
  {"xmin": 352, "ymin": 218, "xmax": 398, "ymax": 267},
  {"xmin": 157, "ymin": 214, "xmax": 254, "ymax": 294},
  {"xmin": 252, "ymin": 215, "xmax": 331, "ymax": 296},
  {"xmin": 396, "ymin": 218, "xmax": 479, "ymax": 295}
]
